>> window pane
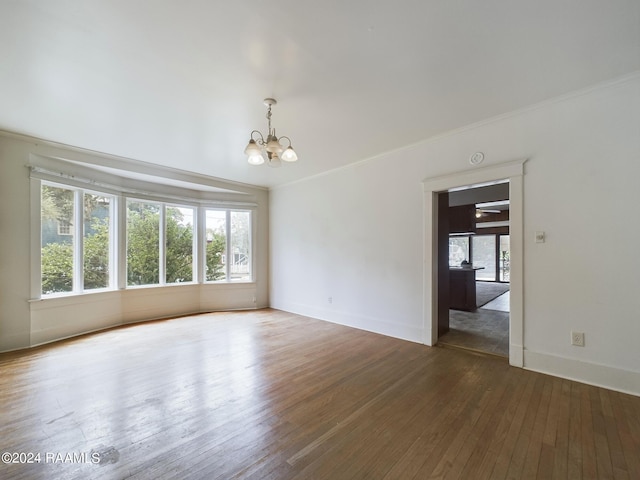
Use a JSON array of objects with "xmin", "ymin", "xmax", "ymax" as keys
[
  {"xmin": 499, "ymin": 235, "xmax": 510, "ymax": 282},
  {"xmin": 230, "ymin": 211, "xmax": 251, "ymax": 281},
  {"xmin": 472, "ymin": 235, "xmax": 496, "ymax": 281},
  {"xmin": 127, "ymin": 201, "xmax": 160, "ymax": 286},
  {"xmin": 205, "ymin": 210, "xmax": 227, "ymax": 281},
  {"xmin": 41, "ymin": 185, "xmax": 74, "ymax": 294},
  {"xmin": 449, "ymin": 237, "xmax": 469, "ymax": 267},
  {"xmin": 84, "ymin": 194, "xmax": 112, "ymax": 290},
  {"xmin": 166, "ymin": 206, "xmax": 194, "ymax": 283}
]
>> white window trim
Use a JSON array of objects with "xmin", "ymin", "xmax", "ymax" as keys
[
  {"xmin": 164, "ymin": 203, "xmax": 198, "ymax": 286},
  {"xmin": 38, "ymin": 180, "xmax": 117, "ymax": 298},
  {"xmin": 32, "ymin": 170, "xmax": 257, "ymax": 301},
  {"xmin": 203, "ymin": 207, "xmax": 254, "ymax": 284}
]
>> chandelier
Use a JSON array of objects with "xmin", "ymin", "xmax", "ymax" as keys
[{"xmin": 243, "ymin": 98, "xmax": 298, "ymax": 167}]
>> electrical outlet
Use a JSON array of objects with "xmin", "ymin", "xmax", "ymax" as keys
[
  {"xmin": 571, "ymin": 331, "xmax": 585, "ymax": 347},
  {"xmin": 328, "ymin": 297, "xmax": 333, "ymax": 304}
]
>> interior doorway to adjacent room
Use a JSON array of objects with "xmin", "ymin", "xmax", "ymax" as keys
[
  {"xmin": 437, "ymin": 181, "xmax": 511, "ymax": 357},
  {"xmin": 422, "ymin": 159, "xmax": 525, "ymax": 367}
]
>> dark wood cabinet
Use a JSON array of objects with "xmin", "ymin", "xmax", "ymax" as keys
[
  {"xmin": 449, "ymin": 267, "xmax": 483, "ymax": 311},
  {"xmin": 449, "ymin": 205, "xmax": 476, "ymax": 234}
]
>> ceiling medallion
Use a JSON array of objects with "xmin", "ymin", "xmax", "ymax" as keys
[{"xmin": 469, "ymin": 152, "xmax": 485, "ymax": 165}]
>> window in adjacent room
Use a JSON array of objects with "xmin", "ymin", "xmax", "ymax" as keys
[
  {"xmin": 449, "ymin": 236, "xmax": 470, "ymax": 267},
  {"xmin": 472, "ymin": 234, "xmax": 497, "ymax": 281}
]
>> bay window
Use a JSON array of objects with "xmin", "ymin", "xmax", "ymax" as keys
[{"xmin": 39, "ymin": 179, "xmax": 253, "ymax": 298}]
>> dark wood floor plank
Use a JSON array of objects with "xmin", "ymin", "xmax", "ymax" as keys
[
  {"xmin": 424, "ymin": 366, "xmax": 515, "ymax": 479},
  {"xmin": 380, "ymin": 359, "xmax": 497, "ymax": 479},
  {"xmin": 520, "ymin": 374, "xmax": 553, "ymax": 478},
  {"xmin": 580, "ymin": 383, "xmax": 599, "ymax": 479},
  {"xmin": 504, "ymin": 374, "xmax": 547, "ymax": 479},
  {"xmin": 551, "ymin": 380, "xmax": 572, "ymax": 479},
  {"xmin": 470, "ymin": 369, "xmax": 532, "ymax": 479},
  {"xmin": 590, "ymin": 386, "xmax": 616, "ymax": 479},
  {"xmin": 610, "ymin": 392, "xmax": 640, "ymax": 477},
  {"xmin": 288, "ymin": 351, "xmax": 474, "ymax": 479},
  {"xmin": 488, "ymin": 372, "xmax": 538, "ymax": 479},
  {"xmin": 1, "ymin": 309, "xmax": 639, "ymax": 480},
  {"xmin": 457, "ymin": 366, "xmax": 524, "ymax": 479},
  {"xmin": 542, "ymin": 377, "xmax": 563, "ymax": 447},
  {"xmin": 409, "ymin": 372, "xmax": 496, "ymax": 478},
  {"xmin": 567, "ymin": 381, "xmax": 584, "ymax": 480}
]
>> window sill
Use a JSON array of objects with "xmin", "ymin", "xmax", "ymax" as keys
[
  {"xmin": 30, "ymin": 289, "xmax": 121, "ymax": 309},
  {"xmin": 30, "ymin": 282, "xmax": 257, "ymax": 309}
]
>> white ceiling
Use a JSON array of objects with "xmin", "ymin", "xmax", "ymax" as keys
[{"xmin": 1, "ymin": 0, "xmax": 639, "ymax": 188}]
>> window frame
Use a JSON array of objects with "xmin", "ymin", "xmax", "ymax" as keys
[
  {"xmin": 164, "ymin": 203, "xmax": 197, "ymax": 285},
  {"xmin": 40, "ymin": 180, "xmax": 117, "ymax": 297},
  {"xmin": 33, "ymin": 174, "xmax": 256, "ymax": 300},
  {"xmin": 125, "ymin": 198, "xmax": 163, "ymax": 288},
  {"xmin": 203, "ymin": 207, "xmax": 253, "ymax": 284}
]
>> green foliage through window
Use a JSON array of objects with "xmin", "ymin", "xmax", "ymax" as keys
[
  {"xmin": 41, "ymin": 186, "xmax": 113, "ymax": 294},
  {"xmin": 127, "ymin": 201, "xmax": 161, "ymax": 286},
  {"xmin": 41, "ymin": 183, "xmax": 250, "ymax": 296}
]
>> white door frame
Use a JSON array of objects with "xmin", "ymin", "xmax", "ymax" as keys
[{"xmin": 422, "ymin": 159, "xmax": 526, "ymax": 367}]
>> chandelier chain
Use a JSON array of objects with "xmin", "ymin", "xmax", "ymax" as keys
[{"xmin": 266, "ymin": 105, "xmax": 273, "ymax": 134}]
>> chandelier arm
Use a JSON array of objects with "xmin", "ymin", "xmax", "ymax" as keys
[
  {"xmin": 278, "ymin": 136, "xmax": 293, "ymax": 148},
  {"xmin": 250, "ymin": 130, "xmax": 266, "ymax": 145}
]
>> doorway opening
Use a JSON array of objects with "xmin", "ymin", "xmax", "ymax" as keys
[
  {"xmin": 438, "ymin": 183, "xmax": 511, "ymax": 357},
  {"xmin": 422, "ymin": 159, "xmax": 525, "ymax": 367}
]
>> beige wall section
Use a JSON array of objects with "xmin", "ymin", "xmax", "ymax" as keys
[
  {"xmin": 0, "ymin": 137, "xmax": 33, "ymax": 350},
  {"xmin": 0, "ymin": 134, "xmax": 269, "ymax": 352},
  {"xmin": 29, "ymin": 292, "xmax": 123, "ymax": 347}
]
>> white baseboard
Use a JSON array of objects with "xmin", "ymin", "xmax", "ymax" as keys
[
  {"xmin": 524, "ymin": 350, "xmax": 640, "ymax": 397},
  {"xmin": 509, "ymin": 344, "xmax": 524, "ymax": 368}
]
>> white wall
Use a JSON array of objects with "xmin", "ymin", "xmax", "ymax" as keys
[
  {"xmin": 0, "ymin": 134, "xmax": 270, "ymax": 351},
  {"xmin": 270, "ymin": 73, "xmax": 640, "ymax": 395}
]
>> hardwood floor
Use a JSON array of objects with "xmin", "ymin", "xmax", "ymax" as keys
[{"xmin": 1, "ymin": 309, "xmax": 639, "ymax": 479}]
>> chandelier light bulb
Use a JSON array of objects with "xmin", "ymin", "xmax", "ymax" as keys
[
  {"xmin": 248, "ymin": 153, "xmax": 265, "ymax": 165},
  {"xmin": 281, "ymin": 146, "xmax": 298, "ymax": 162},
  {"xmin": 268, "ymin": 154, "xmax": 282, "ymax": 168},
  {"xmin": 244, "ymin": 139, "xmax": 261, "ymax": 157}
]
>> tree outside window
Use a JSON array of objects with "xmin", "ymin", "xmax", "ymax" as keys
[
  {"xmin": 41, "ymin": 183, "xmax": 251, "ymax": 296},
  {"xmin": 41, "ymin": 185, "xmax": 113, "ymax": 294}
]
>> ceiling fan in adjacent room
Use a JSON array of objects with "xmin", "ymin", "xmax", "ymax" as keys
[
  {"xmin": 475, "ymin": 200, "xmax": 509, "ymax": 218},
  {"xmin": 475, "ymin": 208, "xmax": 501, "ymax": 218}
]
